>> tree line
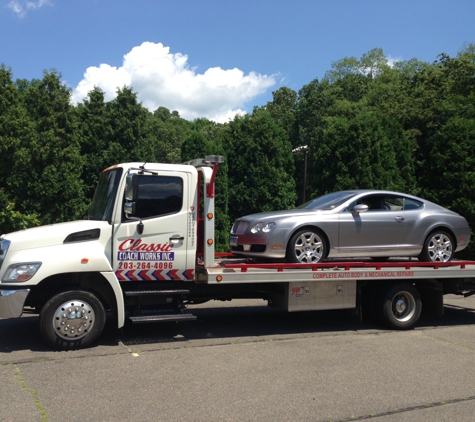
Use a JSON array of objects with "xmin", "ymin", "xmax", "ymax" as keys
[{"xmin": 1, "ymin": 45, "xmax": 474, "ymax": 256}]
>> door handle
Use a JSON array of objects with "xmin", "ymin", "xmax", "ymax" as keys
[
  {"xmin": 395, "ymin": 216, "xmax": 405, "ymax": 222},
  {"xmin": 169, "ymin": 235, "xmax": 184, "ymax": 244}
]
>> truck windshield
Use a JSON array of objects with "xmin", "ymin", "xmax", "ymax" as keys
[{"xmin": 88, "ymin": 168, "xmax": 123, "ymax": 222}]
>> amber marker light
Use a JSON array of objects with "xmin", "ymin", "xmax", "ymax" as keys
[
  {"xmin": 273, "ymin": 244, "xmax": 282, "ymax": 249},
  {"xmin": 216, "ymin": 275, "xmax": 223, "ymax": 282},
  {"xmin": 207, "ymin": 213, "xmax": 213, "ymax": 219},
  {"xmin": 207, "ymin": 239, "xmax": 214, "ymax": 245},
  {"xmin": 81, "ymin": 258, "xmax": 89, "ymax": 264}
]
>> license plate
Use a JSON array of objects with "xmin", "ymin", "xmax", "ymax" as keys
[{"xmin": 230, "ymin": 236, "xmax": 238, "ymax": 246}]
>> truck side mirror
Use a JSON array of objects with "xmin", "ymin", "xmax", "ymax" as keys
[
  {"xmin": 124, "ymin": 173, "xmax": 139, "ymax": 202},
  {"xmin": 124, "ymin": 201, "xmax": 136, "ymax": 216},
  {"xmin": 124, "ymin": 173, "xmax": 144, "ymax": 234}
]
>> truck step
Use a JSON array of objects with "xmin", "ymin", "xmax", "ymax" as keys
[
  {"xmin": 129, "ymin": 314, "xmax": 197, "ymax": 323},
  {"xmin": 124, "ymin": 289, "xmax": 190, "ymax": 297}
]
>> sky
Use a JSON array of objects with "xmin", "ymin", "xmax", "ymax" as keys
[{"xmin": 1, "ymin": 0, "xmax": 475, "ymax": 123}]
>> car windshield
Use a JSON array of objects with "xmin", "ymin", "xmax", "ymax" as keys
[
  {"xmin": 297, "ymin": 191, "xmax": 359, "ymax": 210},
  {"xmin": 88, "ymin": 168, "xmax": 123, "ymax": 222}
]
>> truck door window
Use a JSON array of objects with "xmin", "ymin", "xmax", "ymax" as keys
[{"xmin": 126, "ymin": 175, "xmax": 183, "ymax": 220}]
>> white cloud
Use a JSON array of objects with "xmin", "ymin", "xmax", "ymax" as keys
[
  {"xmin": 71, "ymin": 42, "xmax": 277, "ymax": 123},
  {"xmin": 8, "ymin": 0, "xmax": 51, "ymax": 17},
  {"xmin": 386, "ymin": 55, "xmax": 403, "ymax": 68}
]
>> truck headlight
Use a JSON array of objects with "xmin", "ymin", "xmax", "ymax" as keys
[
  {"xmin": 250, "ymin": 222, "xmax": 276, "ymax": 234},
  {"xmin": 3, "ymin": 263, "xmax": 42, "ymax": 282}
]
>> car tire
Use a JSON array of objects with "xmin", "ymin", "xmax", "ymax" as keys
[
  {"xmin": 286, "ymin": 229, "xmax": 327, "ymax": 263},
  {"xmin": 379, "ymin": 283, "xmax": 422, "ymax": 330},
  {"xmin": 418, "ymin": 230, "xmax": 454, "ymax": 262},
  {"xmin": 39, "ymin": 290, "xmax": 106, "ymax": 350}
]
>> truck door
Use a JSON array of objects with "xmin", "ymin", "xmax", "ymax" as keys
[{"xmin": 113, "ymin": 171, "xmax": 196, "ymax": 282}]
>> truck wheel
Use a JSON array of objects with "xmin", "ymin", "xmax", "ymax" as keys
[
  {"xmin": 379, "ymin": 283, "xmax": 421, "ymax": 330},
  {"xmin": 286, "ymin": 229, "xmax": 327, "ymax": 263},
  {"xmin": 39, "ymin": 290, "xmax": 106, "ymax": 350}
]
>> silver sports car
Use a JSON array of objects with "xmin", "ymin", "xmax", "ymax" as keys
[{"xmin": 230, "ymin": 190, "xmax": 471, "ymax": 263}]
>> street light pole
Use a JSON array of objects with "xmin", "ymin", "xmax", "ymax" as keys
[{"xmin": 292, "ymin": 145, "xmax": 309, "ymax": 204}]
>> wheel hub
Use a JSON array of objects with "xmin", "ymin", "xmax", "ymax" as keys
[
  {"xmin": 395, "ymin": 298, "xmax": 406, "ymax": 314},
  {"xmin": 294, "ymin": 232, "xmax": 324, "ymax": 263},
  {"xmin": 53, "ymin": 300, "xmax": 95, "ymax": 340},
  {"xmin": 428, "ymin": 234, "xmax": 452, "ymax": 262},
  {"xmin": 391, "ymin": 292, "xmax": 416, "ymax": 322}
]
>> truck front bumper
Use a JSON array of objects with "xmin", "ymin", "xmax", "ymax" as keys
[{"xmin": 0, "ymin": 289, "xmax": 30, "ymax": 318}]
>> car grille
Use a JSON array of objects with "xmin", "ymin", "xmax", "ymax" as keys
[{"xmin": 231, "ymin": 220, "xmax": 250, "ymax": 235}]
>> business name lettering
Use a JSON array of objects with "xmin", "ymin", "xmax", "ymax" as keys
[
  {"xmin": 312, "ymin": 271, "xmax": 414, "ymax": 279},
  {"xmin": 119, "ymin": 238, "xmax": 174, "ymax": 252}
]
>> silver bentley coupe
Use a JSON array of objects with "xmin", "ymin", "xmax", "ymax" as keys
[{"xmin": 230, "ymin": 190, "xmax": 471, "ymax": 263}]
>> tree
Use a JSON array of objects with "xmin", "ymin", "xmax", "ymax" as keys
[
  {"xmin": 104, "ymin": 86, "xmax": 150, "ymax": 165},
  {"xmin": 0, "ymin": 189, "xmax": 39, "ymax": 233},
  {"xmin": 313, "ymin": 110, "xmax": 415, "ymax": 196},
  {"xmin": 222, "ymin": 109, "xmax": 297, "ymax": 221},
  {"xmin": 265, "ymin": 87, "xmax": 299, "ymax": 142},
  {"xmin": 0, "ymin": 65, "xmax": 26, "ymax": 185},
  {"xmin": 76, "ymin": 87, "xmax": 111, "ymax": 200},
  {"xmin": 9, "ymin": 70, "xmax": 86, "ymax": 223}
]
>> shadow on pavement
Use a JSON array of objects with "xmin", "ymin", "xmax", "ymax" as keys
[{"xmin": 1, "ymin": 301, "xmax": 475, "ymax": 353}]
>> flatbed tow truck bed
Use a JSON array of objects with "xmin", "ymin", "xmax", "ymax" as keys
[{"xmin": 200, "ymin": 256, "xmax": 475, "ymax": 287}]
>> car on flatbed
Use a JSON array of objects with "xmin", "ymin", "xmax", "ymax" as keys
[{"xmin": 230, "ymin": 190, "xmax": 471, "ymax": 263}]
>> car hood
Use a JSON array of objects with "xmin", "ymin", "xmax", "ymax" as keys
[
  {"xmin": 3, "ymin": 220, "xmax": 111, "ymax": 252},
  {"xmin": 238, "ymin": 208, "xmax": 332, "ymax": 222}
]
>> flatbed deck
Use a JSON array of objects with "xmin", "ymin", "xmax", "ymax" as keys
[{"xmin": 200, "ymin": 258, "xmax": 475, "ymax": 284}]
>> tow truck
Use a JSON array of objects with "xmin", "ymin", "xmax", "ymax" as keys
[{"xmin": 1, "ymin": 156, "xmax": 475, "ymax": 349}]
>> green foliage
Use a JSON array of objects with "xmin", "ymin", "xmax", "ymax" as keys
[
  {"xmin": 313, "ymin": 111, "xmax": 415, "ymax": 195},
  {"xmin": 7, "ymin": 70, "xmax": 86, "ymax": 223},
  {"xmin": 0, "ymin": 190, "xmax": 39, "ymax": 233},
  {"xmin": 222, "ymin": 109, "xmax": 297, "ymax": 221},
  {"xmin": 181, "ymin": 131, "xmax": 212, "ymax": 161}
]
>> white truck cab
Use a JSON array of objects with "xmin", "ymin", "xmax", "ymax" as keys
[{"xmin": 0, "ymin": 156, "xmax": 221, "ymax": 349}]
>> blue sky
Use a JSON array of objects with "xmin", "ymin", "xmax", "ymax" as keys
[{"xmin": 1, "ymin": 0, "xmax": 474, "ymax": 122}]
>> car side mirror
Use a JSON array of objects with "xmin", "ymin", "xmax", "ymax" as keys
[{"xmin": 352, "ymin": 204, "xmax": 369, "ymax": 214}]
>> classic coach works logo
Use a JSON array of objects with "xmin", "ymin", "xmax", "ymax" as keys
[{"xmin": 118, "ymin": 238, "xmax": 175, "ymax": 261}]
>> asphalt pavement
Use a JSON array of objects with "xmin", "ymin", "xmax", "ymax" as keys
[{"xmin": 1, "ymin": 294, "xmax": 475, "ymax": 422}]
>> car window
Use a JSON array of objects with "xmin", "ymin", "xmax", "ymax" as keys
[
  {"xmin": 349, "ymin": 194, "xmax": 404, "ymax": 212},
  {"xmin": 298, "ymin": 191, "xmax": 358, "ymax": 210},
  {"xmin": 404, "ymin": 198, "xmax": 423, "ymax": 210}
]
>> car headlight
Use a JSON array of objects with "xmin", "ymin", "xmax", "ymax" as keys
[
  {"xmin": 250, "ymin": 222, "xmax": 276, "ymax": 234},
  {"xmin": 3, "ymin": 263, "xmax": 41, "ymax": 282}
]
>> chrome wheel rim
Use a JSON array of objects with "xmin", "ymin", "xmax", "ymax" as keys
[
  {"xmin": 52, "ymin": 300, "xmax": 95, "ymax": 340},
  {"xmin": 427, "ymin": 233, "xmax": 453, "ymax": 262},
  {"xmin": 293, "ymin": 232, "xmax": 324, "ymax": 263},
  {"xmin": 391, "ymin": 292, "xmax": 416, "ymax": 322}
]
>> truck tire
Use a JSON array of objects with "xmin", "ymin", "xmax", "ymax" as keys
[
  {"xmin": 39, "ymin": 290, "xmax": 106, "ymax": 350},
  {"xmin": 379, "ymin": 283, "xmax": 421, "ymax": 330}
]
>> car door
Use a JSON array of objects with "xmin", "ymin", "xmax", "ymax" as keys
[
  {"xmin": 113, "ymin": 170, "xmax": 195, "ymax": 282},
  {"xmin": 337, "ymin": 194, "xmax": 408, "ymax": 257}
]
